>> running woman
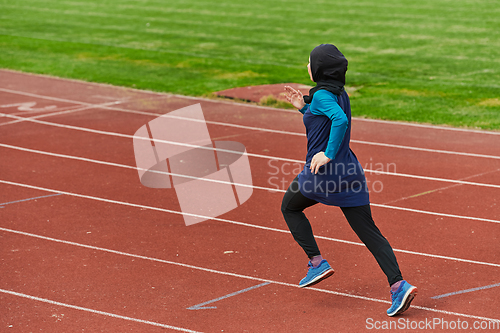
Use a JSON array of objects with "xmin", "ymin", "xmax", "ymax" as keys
[{"xmin": 282, "ymin": 44, "xmax": 417, "ymax": 316}]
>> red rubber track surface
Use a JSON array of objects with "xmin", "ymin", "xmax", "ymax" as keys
[{"xmin": 0, "ymin": 70, "xmax": 499, "ymax": 332}]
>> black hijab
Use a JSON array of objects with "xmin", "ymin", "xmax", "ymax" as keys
[{"xmin": 303, "ymin": 44, "xmax": 348, "ymax": 104}]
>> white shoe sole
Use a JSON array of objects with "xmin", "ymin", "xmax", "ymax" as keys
[
  {"xmin": 387, "ymin": 286, "xmax": 418, "ymax": 316},
  {"xmin": 299, "ymin": 268, "xmax": 334, "ymax": 288}
]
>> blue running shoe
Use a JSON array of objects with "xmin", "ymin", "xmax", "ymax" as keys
[
  {"xmin": 299, "ymin": 260, "xmax": 334, "ymax": 288},
  {"xmin": 387, "ymin": 280, "xmax": 417, "ymax": 316}
]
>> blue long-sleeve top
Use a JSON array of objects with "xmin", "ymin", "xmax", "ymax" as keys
[
  {"xmin": 297, "ymin": 89, "xmax": 370, "ymax": 207},
  {"xmin": 299, "ymin": 90, "xmax": 348, "ymax": 160}
]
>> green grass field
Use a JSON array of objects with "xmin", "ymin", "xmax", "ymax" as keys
[{"xmin": 1, "ymin": 0, "xmax": 499, "ymax": 130}]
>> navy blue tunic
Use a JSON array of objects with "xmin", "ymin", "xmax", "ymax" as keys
[{"xmin": 297, "ymin": 89, "xmax": 370, "ymax": 207}]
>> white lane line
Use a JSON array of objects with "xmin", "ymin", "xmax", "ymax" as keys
[
  {"xmin": 353, "ymin": 139, "xmax": 500, "ymax": 160},
  {"xmin": 102, "ymin": 109, "xmax": 500, "ymax": 160},
  {"xmin": 0, "ymin": 112, "xmax": 305, "ymax": 164},
  {"xmin": 0, "ymin": 288, "xmax": 203, "ymax": 333},
  {"xmin": 354, "ymin": 117, "xmax": 500, "ymax": 136},
  {"xmin": 431, "ymin": 282, "xmax": 500, "ymax": 300},
  {"xmin": 370, "ymin": 204, "xmax": 500, "ymax": 225},
  {"xmin": 0, "ymin": 87, "xmax": 99, "ymax": 107},
  {"xmin": 363, "ymin": 170, "xmax": 500, "ymax": 190},
  {"xmin": 1, "ymin": 143, "xmax": 499, "ymax": 224},
  {"xmin": 1, "ymin": 113, "xmax": 499, "ymax": 190},
  {"xmin": 381, "ymin": 168, "xmax": 500, "ymax": 206},
  {"xmin": 113, "ymin": 108, "xmax": 500, "ymax": 160},
  {"xmin": 9, "ymin": 105, "xmax": 83, "ymax": 115},
  {"xmin": 186, "ymin": 282, "xmax": 271, "ymax": 310},
  {"xmin": 0, "ymin": 87, "xmax": 498, "ymax": 160},
  {"xmin": 106, "ymin": 107, "xmax": 500, "ymax": 160},
  {"xmin": 1, "ymin": 179, "xmax": 499, "ymax": 266},
  {"xmin": 0, "ymin": 143, "xmax": 272, "ymax": 191},
  {"xmin": 0, "ymin": 193, "xmax": 62, "ymax": 208},
  {"xmin": 2, "ymin": 140, "xmax": 500, "ymax": 202},
  {"xmin": 0, "ymin": 227, "xmax": 498, "ymax": 323},
  {"xmin": 0, "ymin": 101, "xmax": 125, "ymax": 127}
]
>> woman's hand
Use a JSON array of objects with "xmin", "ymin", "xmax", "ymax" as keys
[
  {"xmin": 284, "ymin": 86, "xmax": 306, "ymax": 110},
  {"xmin": 310, "ymin": 152, "xmax": 330, "ymax": 174}
]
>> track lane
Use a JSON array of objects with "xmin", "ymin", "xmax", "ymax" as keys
[
  {"xmin": 2, "ymin": 217, "xmax": 499, "ymax": 325},
  {"xmin": 1, "ymin": 70, "xmax": 499, "ymax": 332}
]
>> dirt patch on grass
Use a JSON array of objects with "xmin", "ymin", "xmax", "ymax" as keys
[{"xmin": 214, "ymin": 83, "xmax": 312, "ymax": 104}]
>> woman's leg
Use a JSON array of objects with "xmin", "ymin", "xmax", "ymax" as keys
[
  {"xmin": 281, "ymin": 176, "xmax": 321, "ymax": 258},
  {"xmin": 282, "ymin": 177, "xmax": 334, "ymax": 287},
  {"xmin": 340, "ymin": 204, "xmax": 403, "ymax": 286}
]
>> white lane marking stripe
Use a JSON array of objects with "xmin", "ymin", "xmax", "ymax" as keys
[
  {"xmin": 0, "ymin": 101, "xmax": 124, "ymax": 127},
  {"xmin": 2, "ymin": 143, "xmax": 500, "ymax": 227},
  {"xmin": 0, "ymin": 87, "xmax": 99, "ymax": 107},
  {"xmin": 2, "ymin": 143, "xmax": 500, "ymax": 224},
  {"xmin": 0, "ymin": 87, "xmax": 498, "ymax": 159},
  {"xmin": 0, "ymin": 143, "xmax": 273, "ymax": 191},
  {"xmin": 2, "ymin": 142, "xmax": 500, "ymax": 193},
  {"xmin": 354, "ymin": 117, "xmax": 500, "ymax": 136},
  {"xmin": 431, "ymin": 282, "xmax": 500, "ymax": 299},
  {"xmin": 0, "ymin": 289, "xmax": 203, "ymax": 333},
  {"xmin": 0, "ymin": 112, "xmax": 305, "ymax": 163},
  {"xmin": 1, "ymin": 179, "xmax": 499, "ymax": 266},
  {"xmin": 1, "ymin": 115, "xmax": 499, "ymax": 190},
  {"xmin": 364, "ymin": 169, "xmax": 500, "ymax": 189},
  {"xmin": 380, "ymin": 167, "xmax": 500, "ymax": 206},
  {"xmin": 353, "ymin": 139, "xmax": 500, "ymax": 160},
  {"xmin": 0, "ymin": 227, "xmax": 498, "ymax": 323},
  {"xmin": 91, "ymin": 107, "xmax": 500, "ymax": 160},
  {"xmin": 105, "ymin": 109, "xmax": 500, "ymax": 160},
  {"xmin": 371, "ymin": 203, "xmax": 500, "ymax": 224},
  {"xmin": 186, "ymin": 282, "xmax": 271, "ymax": 310}
]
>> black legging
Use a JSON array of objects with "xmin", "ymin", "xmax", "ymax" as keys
[{"xmin": 281, "ymin": 176, "xmax": 403, "ymax": 286}]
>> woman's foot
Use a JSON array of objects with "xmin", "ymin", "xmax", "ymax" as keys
[
  {"xmin": 387, "ymin": 280, "xmax": 417, "ymax": 316},
  {"xmin": 299, "ymin": 259, "xmax": 334, "ymax": 288}
]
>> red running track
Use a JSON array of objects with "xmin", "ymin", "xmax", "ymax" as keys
[{"xmin": 0, "ymin": 69, "xmax": 499, "ymax": 332}]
